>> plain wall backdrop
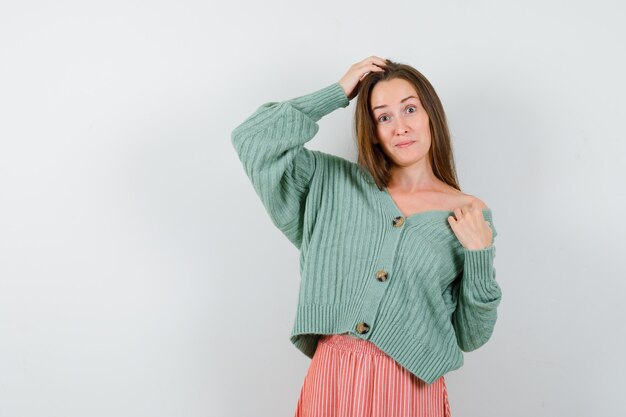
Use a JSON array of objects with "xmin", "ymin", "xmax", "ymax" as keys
[{"xmin": 1, "ymin": 1, "xmax": 625, "ymax": 416}]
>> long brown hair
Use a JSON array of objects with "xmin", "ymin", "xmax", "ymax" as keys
[{"xmin": 354, "ymin": 59, "xmax": 460, "ymax": 192}]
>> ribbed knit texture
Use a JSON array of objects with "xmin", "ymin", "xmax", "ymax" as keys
[{"xmin": 231, "ymin": 82, "xmax": 502, "ymax": 384}]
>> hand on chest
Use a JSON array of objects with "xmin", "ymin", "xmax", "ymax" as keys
[{"xmin": 387, "ymin": 189, "xmax": 493, "ymax": 251}]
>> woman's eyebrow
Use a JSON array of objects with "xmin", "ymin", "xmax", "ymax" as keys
[{"xmin": 372, "ymin": 96, "xmax": 419, "ymax": 112}]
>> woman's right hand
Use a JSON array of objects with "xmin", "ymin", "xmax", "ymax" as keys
[{"xmin": 338, "ymin": 56, "xmax": 388, "ymax": 101}]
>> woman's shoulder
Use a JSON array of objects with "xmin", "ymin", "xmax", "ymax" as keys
[
  {"xmin": 310, "ymin": 149, "xmax": 364, "ymax": 174},
  {"xmin": 464, "ymin": 194, "xmax": 490, "ymax": 210},
  {"xmin": 443, "ymin": 186, "xmax": 490, "ymax": 211},
  {"xmin": 309, "ymin": 149, "xmax": 375, "ymax": 187}
]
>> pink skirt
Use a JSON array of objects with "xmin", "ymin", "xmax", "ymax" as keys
[{"xmin": 294, "ymin": 334, "xmax": 451, "ymax": 417}]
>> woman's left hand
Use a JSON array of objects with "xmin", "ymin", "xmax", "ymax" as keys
[{"xmin": 447, "ymin": 201, "xmax": 492, "ymax": 250}]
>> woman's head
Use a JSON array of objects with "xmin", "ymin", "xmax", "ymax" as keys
[{"xmin": 354, "ymin": 59, "xmax": 460, "ymax": 191}]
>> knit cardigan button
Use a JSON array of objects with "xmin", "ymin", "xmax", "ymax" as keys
[
  {"xmin": 375, "ymin": 269, "xmax": 388, "ymax": 282},
  {"xmin": 356, "ymin": 322, "xmax": 370, "ymax": 334},
  {"xmin": 392, "ymin": 216, "xmax": 405, "ymax": 227}
]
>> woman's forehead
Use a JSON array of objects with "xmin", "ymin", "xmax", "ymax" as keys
[{"xmin": 371, "ymin": 79, "xmax": 420, "ymax": 109}]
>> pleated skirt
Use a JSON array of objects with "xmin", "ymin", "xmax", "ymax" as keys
[{"xmin": 294, "ymin": 334, "xmax": 451, "ymax": 417}]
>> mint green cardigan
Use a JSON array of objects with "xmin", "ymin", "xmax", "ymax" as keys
[{"xmin": 230, "ymin": 81, "xmax": 502, "ymax": 384}]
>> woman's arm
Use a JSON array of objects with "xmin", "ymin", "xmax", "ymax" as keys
[
  {"xmin": 443, "ymin": 244, "xmax": 502, "ymax": 352},
  {"xmin": 443, "ymin": 200, "xmax": 502, "ymax": 351},
  {"xmin": 230, "ymin": 82, "xmax": 349, "ymax": 248},
  {"xmin": 231, "ymin": 56, "xmax": 387, "ymax": 248}
]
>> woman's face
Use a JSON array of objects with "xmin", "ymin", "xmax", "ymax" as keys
[{"xmin": 370, "ymin": 78, "xmax": 431, "ymax": 168}]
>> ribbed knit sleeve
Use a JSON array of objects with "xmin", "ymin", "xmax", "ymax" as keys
[
  {"xmin": 443, "ymin": 214, "xmax": 502, "ymax": 352},
  {"xmin": 446, "ymin": 229, "xmax": 502, "ymax": 352},
  {"xmin": 230, "ymin": 82, "xmax": 350, "ymax": 248}
]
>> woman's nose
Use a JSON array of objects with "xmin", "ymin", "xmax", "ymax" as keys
[{"xmin": 394, "ymin": 118, "xmax": 409, "ymax": 134}]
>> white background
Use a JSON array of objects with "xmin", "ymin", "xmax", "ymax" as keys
[{"xmin": 1, "ymin": 1, "xmax": 625, "ymax": 416}]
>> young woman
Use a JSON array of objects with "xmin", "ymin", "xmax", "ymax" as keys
[{"xmin": 231, "ymin": 56, "xmax": 502, "ymax": 417}]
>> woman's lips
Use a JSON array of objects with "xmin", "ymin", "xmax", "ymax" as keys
[{"xmin": 395, "ymin": 141, "xmax": 415, "ymax": 148}]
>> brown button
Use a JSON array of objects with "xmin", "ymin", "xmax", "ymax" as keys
[
  {"xmin": 375, "ymin": 269, "xmax": 388, "ymax": 282},
  {"xmin": 356, "ymin": 322, "xmax": 370, "ymax": 334},
  {"xmin": 392, "ymin": 216, "xmax": 405, "ymax": 227}
]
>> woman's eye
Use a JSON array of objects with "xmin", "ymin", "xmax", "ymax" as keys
[{"xmin": 378, "ymin": 106, "xmax": 416, "ymax": 123}]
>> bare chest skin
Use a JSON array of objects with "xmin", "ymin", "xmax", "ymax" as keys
[{"xmin": 386, "ymin": 185, "xmax": 474, "ymax": 217}]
